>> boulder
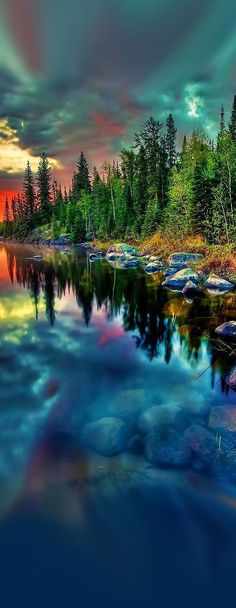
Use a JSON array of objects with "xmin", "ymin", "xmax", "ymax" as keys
[
  {"xmin": 107, "ymin": 259, "xmax": 139, "ymax": 269},
  {"xmin": 81, "ymin": 417, "xmax": 130, "ymax": 456},
  {"xmin": 138, "ymin": 405, "xmax": 179, "ymax": 434},
  {"xmin": 145, "ymin": 430, "xmax": 191, "ymax": 466},
  {"xmin": 106, "ymin": 243, "xmax": 137, "ymax": 259},
  {"xmin": 226, "ymin": 367, "xmax": 236, "ymax": 391},
  {"xmin": 182, "ymin": 280, "xmax": 201, "ymax": 298},
  {"xmin": 215, "ymin": 321, "xmax": 236, "ymax": 338},
  {"xmin": 164, "ymin": 266, "xmax": 186, "ymax": 277},
  {"xmin": 209, "ymin": 406, "xmax": 236, "ymax": 433},
  {"xmin": 204, "ymin": 274, "xmax": 234, "ymax": 292},
  {"xmin": 168, "ymin": 252, "xmax": 203, "ymax": 266},
  {"xmin": 163, "ymin": 268, "xmax": 200, "ymax": 291},
  {"xmin": 89, "ymin": 252, "xmax": 105, "ymax": 261},
  {"xmin": 184, "ymin": 424, "xmax": 217, "ymax": 458},
  {"xmin": 144, "ymin": 262, "xmax": 164, "ymax": 274}
]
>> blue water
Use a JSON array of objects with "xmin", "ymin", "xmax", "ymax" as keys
[{"xmin": 0, "ymin": 243, "xmax": 236, "ymax": 607}]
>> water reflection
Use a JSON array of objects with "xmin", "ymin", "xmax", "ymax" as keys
[
  {"xmin": 2, "ymin": 243, "xmax": 236, "ymax": 379},
  {"xmin": 1, "ymin": 244, "xmax": 236, "ymax": 605}
]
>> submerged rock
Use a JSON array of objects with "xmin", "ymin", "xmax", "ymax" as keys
[
  {"xmin": 182, "ymin": 280, "xmax": 201, "ymax": 298},
  {"xmin": 168, "ymin": 252, "xmax": 203, "ymax": 266},
  {"xmin": 144, "ymin": 262, "xmax": 164, "ymax": 274},
  {"xmin": 209, "ymin": 407, "xmax": 236, "ymax": 433},
  {"xmin": 226, "ymin": 367, "xmax": 236, "ymax": 391},
  {"xmin": 204, "ymin": 274, "xmax": 234, "ymax": 292},
  {"xmin": 145, "ymin": 430, "xmax": 191, "ymax": 466},
  {"xmin": 215, "ymin": 321, "xmax": 236, "ymax": 338},
  {"xmin": 184, "ymin": 424, "xmax": 217, "ymax": 458},
  {"xmin": 164, "ymin": 265, "xmax": 186, "ymax": 277},
  {"xmin": 138, "ymin": 405, "xmax": 179, "ymax": 434},
  {"xmin": 163, "ymin": 268, "xmax": 200, "ymax": 291},
  {"xmin": 81, "ymin": 417, "xmax": 130, "ymax": 456}
]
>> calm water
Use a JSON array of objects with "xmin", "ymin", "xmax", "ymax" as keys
[{"xmin": 1, "ymin": 243, "xmax": 236, "ymax": 606}]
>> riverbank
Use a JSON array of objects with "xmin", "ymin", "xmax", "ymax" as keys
[{"xmin": 2, "ymin": 228, "xmax": 236, "ymax": 281}]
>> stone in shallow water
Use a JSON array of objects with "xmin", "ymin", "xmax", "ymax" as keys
[
  {"xmin": 215, "ymin": 321, "xmax": 236, "ymax": 338},
  {"xmin": 182, "ymin": 280, "xmax": 200, "ymax": 298},
  {"xmin": 107, "ymin": 259, "xmax": 139, "ymax": 269},
  {"xmin": 138, "ymin": 405, "xmax": 179, "ymax": 434},
  {"xmin": 144, "ymin": 262, "xmax": 164, "ymax": 274},
  {"xmin": 106, "ymin": 243, "xmax": 137, "ymax": 258},
  {"xmin": 81, "ymin": 417, "xmax": 130, "ymax": 456},
  {"xmin": 163, "ymin": 268, "xmax": 200, "ymax": 291},
  {"xmin": 204, "ymin": 274, "xmax": 234, "ymax": 292},
  {"xmin": 165, "ymin": 265, "xmax": 186, "ymax": 277},
  {"xmin": 168, "ymin": 252, "xmax": 203, "ymax": 266},
  {"xmin": 184, "ymin": 424, "xmax": 217, "ymax": 458},
  {"xmin": 209, "ymin": 407, "xmax": 236, "ymax": 433},
  {"xmin": 226, "ymin": 367, "xmax": 236, "ymax": 391},
  {"xmin": 145, "ymin": 429, "xmax": 191, "ymax": 466}
]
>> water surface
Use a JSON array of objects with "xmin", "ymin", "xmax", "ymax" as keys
[{"xmin": 0, "ymin": 243, "xmax": 236, "ymax": 606}]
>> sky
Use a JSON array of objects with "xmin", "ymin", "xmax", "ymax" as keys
[{"xmin": 1, "ymin": 0, "xmax": 236, "ymax": 216}]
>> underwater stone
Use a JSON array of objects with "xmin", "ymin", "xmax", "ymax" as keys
[
  {"xmin": 106, "ymin": 243, "xmax": 137, "ymax": 258},
  {"xmin": 138, "ymin": 405, "xmax": 179, "ymax": 434},
  {"xmin": 81, "ymin": 416, "xmax": 130, "ymax": 456},
  {"xmin": 226, "ymin": 367, "xmax": 236, "ymax": 391},
  {"xmin": 209, "ymin": 406, "xmax": 236, "ymax": 433},
  {"xmin": 215, "ymin": 321, "xmax": 236, "ymax": 337},
  {"xmin": 145, "ymin": 429, "xmax": 191, "ymax": 466},
  {"xmin": 184, "ymin": 424, "xmax": 217, "ymax": 458}
]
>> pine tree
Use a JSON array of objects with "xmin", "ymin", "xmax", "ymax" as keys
[
  {"xmin": 36, "ymin": 153, "xmax": 52, "ymax": 222},
  {"xmin": 3, "ymin": 197, "xmax": 10, "ymax": 224},
  {"xmin": 229, "ymin": 95, "xmax": 236, "ymax": 141},
  {"xmin": 23, "ymin": 160, "xmax": 36, "ymax": 216},
  {"xmin": 134, "ymin": 145, "xmax": 148, "ymax": 233},
  {"xmin": 72, "ymin": 151, "xmax": 91, "ymax": 199},
  {"xmin": 166, "ymin": 114, "xmax": 177, "ymax": 168},
  {"xmin": 220, "ymin": 105, "xmax": 225, "ymax": 133}
]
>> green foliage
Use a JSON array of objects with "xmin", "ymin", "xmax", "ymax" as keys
[{"xmin": 5, "ymin": 95, "xmax": 236, "ymax": 246}]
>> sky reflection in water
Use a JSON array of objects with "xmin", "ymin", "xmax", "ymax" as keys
[{"xmin": 0, "ymin": 244, "xmax": 236, "ymax": 606}]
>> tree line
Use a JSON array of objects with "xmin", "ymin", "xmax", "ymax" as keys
[{"xmin": 3, "ymin": 95, "xmax": 236, "ymax": 244}]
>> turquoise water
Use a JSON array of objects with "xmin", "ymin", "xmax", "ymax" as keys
[{"xmin": 0, "ymin": 243, "xmax": 236, "ymax": 606}]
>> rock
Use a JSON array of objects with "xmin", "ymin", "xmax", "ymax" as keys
[
  {"xmin": 204, "ymin": 274, "xmax": 234, "ymax": 292},
  {"xmin": 163, "ymin": 268, "xmax": 200, "ymax": 291},
  {"xmin": 182, "ymin": 280, "xmax": 201, "ymax": 297},
  {"xmin": 89, "ymin": 251, "xmax": 105, "ymax": 261},
  {"xmin": 168, "ymin": 252, "xmax": 203, "ymax": 266},
  {"xmin": 164, "ymin": 266, "xmax": 186, "ymax": 277},
  {"xmin": 144, "ymin": 262, "xmax": 164, "ymax": 274},
  {"xmin": 226, "ymin": 367, "xmax": 236, "ymax": 391},
  {"xmin": 81, "ymin": 417, "xmax": 130, "ymax": 456},
  {"xmin": 106, "ymin": 243, "xmax": 137, "ymax": 259},
  {"xmin": 149, "ymin": 255, "xmax": 162, "ymax": 262},
  {"xmin": 138, "ymin": 405, "xmax": 179, "ymax": 434},
  {"xmin": 215, "ymin": 321, "xmax": 236, "ymax": 338},
  {"xmin": 107, "ymin": 259, "xmax": 139, "ymax": 269},
  {"xmin": 209, "ymin": 407, "xmax": 236, "ymax": 433},
  {"xmin": 184, "ymin": 424, "xmax": 217, "ymax": 458},
  {"xmin": 145, "ymin": 430, "xmax": 191, "ymax": 466}
]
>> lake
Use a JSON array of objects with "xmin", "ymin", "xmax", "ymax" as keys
[{"xmin": 0, "ymin": 243, "xmax": 236, "ymax": 607}]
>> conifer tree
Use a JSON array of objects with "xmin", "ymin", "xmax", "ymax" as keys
[
  {"xmin": 72, "ymin": 151, "xmax": 91, "ymax": 199},
  {"xmin": 166, "ymin": 114, "xmax": 177, "ymax": 168},
  {"xmin": 23, "ymin": 160, "xmax": 36, "ymax": 216},
  {"xmin": 229, "ymin": 95, "xmax": 236, "ymax": 141},
  {"xmin": 36, "ymin": 153, "xmax": 52, "ymax": 222}
]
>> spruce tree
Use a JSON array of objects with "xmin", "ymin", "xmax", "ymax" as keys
[
  {"xmin": 36, "ymin": 153, "xmax": 52, "ymax": 222},
  {"xmin": 166, "ymin": 114, "xmax": 177, "ymax": 168},
  {"xmin": 220, "ymin": 105, "xmax": 225, "ymax": 133},
  {"xmin": 72, "ymin": 151, "xmax": 91, "ymax": 199},
  {"xmin": 229, "ymin": 95, "xmax": 236, "ymax": 141},
  {"xmin": 23, "ymin": 160, "xmax": 36, "ymax": 216}
]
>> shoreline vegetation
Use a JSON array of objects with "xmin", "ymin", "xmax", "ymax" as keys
[{"xmin": 1, "ymin": 96, "xmax": 236, "ymax": 278}]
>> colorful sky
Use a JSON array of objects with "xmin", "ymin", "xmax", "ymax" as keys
[{"xmin": 1, "ymin": 0, "xmax": 236, "ymax": 216}]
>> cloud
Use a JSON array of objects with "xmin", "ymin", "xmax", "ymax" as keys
[{"xmin": 0, "ymin": 118, "xmax": 60, "ymax": 174}]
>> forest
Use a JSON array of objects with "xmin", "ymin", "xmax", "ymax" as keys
[{"xmin": 2, "ymin": 95, "xmax": 236, "ymax": 246}]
